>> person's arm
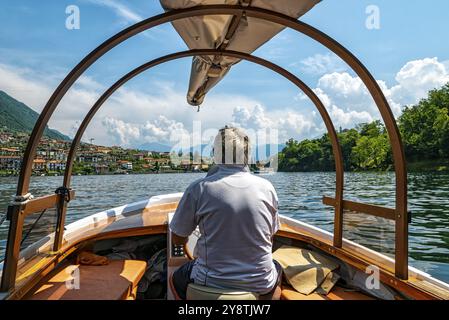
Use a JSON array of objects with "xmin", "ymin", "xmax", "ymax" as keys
[{"xmin": 169, "ymin": 186, "xmax": 198, "ymax": 242}]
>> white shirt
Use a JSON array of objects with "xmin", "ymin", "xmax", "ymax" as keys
[{"xmin": 170, "ymin": 164, "xmax": 280, "ymax": 294}]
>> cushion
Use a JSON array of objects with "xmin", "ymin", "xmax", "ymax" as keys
[
  {"xmin": 187, "ymin": 283, "xmax": 259, "ymax": 300},
  {"xmin": 27, "ymin": 260, "xmax": 147, "ymax": 300},
  {"xmin": 273, "ymin": 246, "xmax": 340, "ymax": 295}
]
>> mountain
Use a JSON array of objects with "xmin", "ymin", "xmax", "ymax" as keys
[
  {"xmin": 137, "ymin": 141, "xmax": 286, "ymax": 160},
  {"xmin": 137, "ymin": 142, "xmax": 173, "ymax": 152},
  {"xmin": 0, "ymin": 90, "xmax": 70, "ymax": 140},
  {"xmin": 253, "ymin": 143, "xmax": 285, "ymax": 161}
]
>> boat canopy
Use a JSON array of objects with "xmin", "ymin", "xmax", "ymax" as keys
[{"xmin": 160, "ymin": 0, "xmax": 321, "ymax": 106}]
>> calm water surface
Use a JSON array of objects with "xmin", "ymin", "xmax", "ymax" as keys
[{"xmin": 1, "ymin": 172, "xmax": 448, "ymax": 283}]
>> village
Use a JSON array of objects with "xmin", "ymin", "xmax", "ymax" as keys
[{"xmin": 0, "ymin": 130, "xmax": 211, "ymax": 176}]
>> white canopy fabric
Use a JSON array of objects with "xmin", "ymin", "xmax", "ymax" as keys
[{"xmin": 160, "ymin": 0, "xmax": 321, "ymax": 106}]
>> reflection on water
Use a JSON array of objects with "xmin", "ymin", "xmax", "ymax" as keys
[{"xmin": 1, "ymin": 171, "xmax": 448, "ymax": 282}]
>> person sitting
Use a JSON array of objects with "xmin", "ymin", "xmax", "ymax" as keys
[{"xmin": 170, "ymin": 126, "xmax": 282, "ymax": 300}]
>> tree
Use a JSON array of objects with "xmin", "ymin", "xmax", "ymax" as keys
[
  {"xmin": 399, "ymin": 83, "xmax": 449, "ymax": 160},
  {"xmin": 338, "ymin": 129, "xmax": 360, "ymax": 170},
  {"xmin": 277, "ymin": 82, "xmax": 449, "ymax": 172}
]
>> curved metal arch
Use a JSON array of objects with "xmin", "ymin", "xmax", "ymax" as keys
[{"xmin": 11, "ymin": 5, "xmax": 407, "ymax": 278}]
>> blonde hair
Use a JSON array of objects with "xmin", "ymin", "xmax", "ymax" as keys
[{"xmin": 213, "ymin": 126, "xmax": 251, "ymax": 165}]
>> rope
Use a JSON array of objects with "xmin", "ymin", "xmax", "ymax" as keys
[{"xmin": 10, "ymin": 193, "xmax": 34, "ymax": 206}]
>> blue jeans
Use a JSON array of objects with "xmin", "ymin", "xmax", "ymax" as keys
[{"xmin": 172, "ymin": 259, "xmax": 283, "ymax": 300}]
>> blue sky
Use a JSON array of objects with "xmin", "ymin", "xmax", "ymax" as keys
[{"xmin": 1, "ymin": 0, "xmax": 448, "ymax": 148}]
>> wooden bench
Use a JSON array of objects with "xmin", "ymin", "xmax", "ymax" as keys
[{"xmin": 26, "ymin": 260, "xmax": 147, "ymax": 300}]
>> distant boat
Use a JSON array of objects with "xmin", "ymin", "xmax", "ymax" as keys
[{"xmin": 253, "ymin": 167, "xmax": 275, "ymax": 175}]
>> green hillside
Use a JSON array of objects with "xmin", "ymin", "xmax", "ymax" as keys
[{"xmin": 0, "ymin": 90, "xmax": 69, "ymax": 140}]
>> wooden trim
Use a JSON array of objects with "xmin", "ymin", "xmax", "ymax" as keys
[
  {"xmin": 53, "ymin": 189, "xmax": 76, "ymax": 251},
  {"xmin": 323, "ymin": 196, "xmax": 396, "ymax": 221},
  {"xmin": 9, "ymin": 246, "xmax": 78, "ymax": 300},
  {"xmin": 21, "ymin": 191, "xmax": 74, "ymax": 217},
  {"xmin": 276, "ymin": 230, "xmax": 440, "ymax": 300},
  {"xmin": 7, "ymin": 225, "xmax": 167, "ymax": 300},
  {"xmin": 1, "ymin": 191, "xmax": 75, "ymax": 292},
  {"xmin": 6, "ymin": 221, "xmax": 445, "ymax": 300},
  {"xmin": 0, "ymin": 208, "xmax": 24, "ymax": 292}
]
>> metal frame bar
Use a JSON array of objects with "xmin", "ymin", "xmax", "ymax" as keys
[{"xmin": 1, "ymin": 4, "xmax": 408, "ymax": 293}]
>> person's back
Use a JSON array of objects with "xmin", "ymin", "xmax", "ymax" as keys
[{"xmin": 170, "ymin": 126, "xmax": 281, "ymax": 299}]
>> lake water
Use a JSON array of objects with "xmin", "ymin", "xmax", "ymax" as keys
[{"xmin": 1, "ymin": 172, "xmax": 448, "ymax": 283}]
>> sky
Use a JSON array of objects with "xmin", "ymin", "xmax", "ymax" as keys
[{"xmin": 0, "ymin": 0, "xmax": 448, "ymax": 149}]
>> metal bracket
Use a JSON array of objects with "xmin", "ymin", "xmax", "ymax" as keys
[
  {"xmin": 408, "ymin": 210, "xmax": 412, "ymax": 224},
  {"xmin": 55, "ymin": 186, "xmax": 72, "ymax": 203}
]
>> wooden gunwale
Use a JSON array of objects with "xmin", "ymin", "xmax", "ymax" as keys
[{"xmin": 6, "ymin": 210, "xmax": 447, "ymax": 300}]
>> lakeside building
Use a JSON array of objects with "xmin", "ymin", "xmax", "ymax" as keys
[
  {"xmin": 118, "ymin": 160, "xmax": 133, "ymax": 171},
  {"xmin": 0, "ymin": 147, "xmax": 20, "ymax": 156},
  {"xmin": 93, "ymin": 164, "xmax": 109, "ymax": 174},
  {"xmin": 143, "ymin": 157, "xmax": 171, "ymax": 166},
  {"xmin": 133, "ymin": 153, "xmax": 145, "ymax": 161},
  {"xmin": 32, "ymin": 159, "xmax": 47, "ymax": 171},
  {"xmin": 46, "ymin": 160, "xmax": 66, "ymax": 171},
  {"xmin": 0, "ymin": 155, "xmax": 21, "ymax": 171},
  {"xmin": 0, "ymin": 133, "xmax": 208, "ymax": 175}
]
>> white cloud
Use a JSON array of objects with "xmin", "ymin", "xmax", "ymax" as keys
[
  {"xmin": 86, "ymin": 0, "xmax": 143, "ymax": 23},
  {"xmin": 0, "ymin": 63, "xmax": 52, "ymax": 110},
  {"xmin": 231, "ymin": 104, "xmax": 315, "ymax": 143},
  {"xmin": 102, "ymin": 114, "xmax": 195, "ymax": 148},
  {"xmin": 292, "ymin": 53, "xmax": 348, "ymax": 76},
  {"xmin": 102, "ymin": 117, "xmax": 140, "ymax": 146},
  {"xmin": 327, "ymin": 105, "xmax": 373, "ymax": 128},
  {"xmin": 1, "ymin": 56, "xmax": 448, "ymax": 148},
  {"xmin": 388, "ymin": 57, "xmax": 449, "ymax": 107},
  {"xmin": 443, "ymin": 60, "xmax": 449, "ymax": 72},
  {"xmin": 302, "ymin": 57, "xmax": 449, "ymax": 128}
]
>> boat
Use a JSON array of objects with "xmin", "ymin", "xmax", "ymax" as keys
[
  {"xmin": 253, "ymin": 167, "xmax": 275, "ymax": 175},
  {"xmin": 1, "ymin": 1, "xmax": 449, "ymax": 300}
]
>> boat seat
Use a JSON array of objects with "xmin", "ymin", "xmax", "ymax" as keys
[
  {"xmin": 26, "ymin": 260, "xmax": 147, "ymax": 300},
  {"xmin": 187, "ymin": 283, "xmax": 259, "ymax": 300},
  {"xmin": 281, "ymin": 284, "xmax": 375, "ymax": 300}
]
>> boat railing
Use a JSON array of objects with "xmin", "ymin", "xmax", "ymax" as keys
[
  {"xmin": 0, "ymin": 189, "xmax": 75, "ymax": 292},
  {"xmin": 323, "ymin": 196, "xmax": 410, "ymax": 275}
]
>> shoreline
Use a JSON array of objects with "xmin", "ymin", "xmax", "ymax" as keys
[
  {"xmin": 1, "ymin": 168, "xmax": 449, "ymax": 178},
  {"xmin": 1, "ymin": 160, "xmax": 448, "ymax": 178}
]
